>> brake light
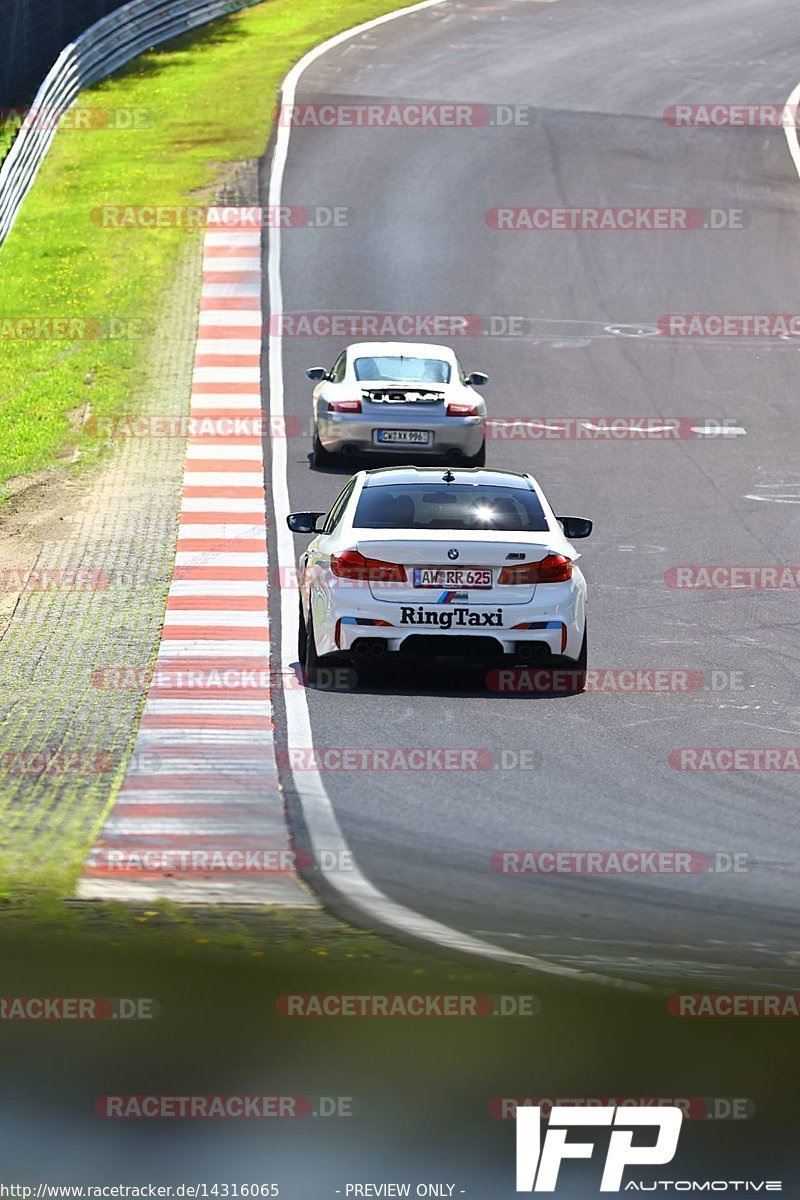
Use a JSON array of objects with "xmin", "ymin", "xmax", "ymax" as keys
[
  {"xmin": 330, "ymin": 550, "xmax": 406, "ymax": 582},
  {"xmin": 446, "ymin": 402, "xmax": 479, "ymax": 417},
  {"xmin": 498, "ymin": 554, "xmax": 573, "ymax": 585},
  {"xmin": 328, "ymin": 399, "xmax": 362, "ymax": 413}
]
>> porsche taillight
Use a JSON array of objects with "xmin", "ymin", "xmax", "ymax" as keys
[
  {"xmin": 498, "ymin": 554, "xmax": 573, "ymax": 585},
  {"xmin": 327, "ymin": 399, "xmax": 362, "ymax": 413},
  {"xmin": 330, "ymin": 550, "xmax": 406, "ymax": 582},
  {"xmin": 446, "ymin": 402, "xmax": 479, "ymax": 417}
]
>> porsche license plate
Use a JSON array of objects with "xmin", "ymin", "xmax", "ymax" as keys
[
  {"xmin": 375, "ymin": 429, "xmax": 431, "ymax": 444},
  {"xmin": 413, "ymin": 568, "xmax": 492, "ymax": 589}
]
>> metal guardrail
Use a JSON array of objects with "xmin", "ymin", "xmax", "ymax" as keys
[{"xmin": 0, "ymin": 0, "xmax": 259, "ymax": 247}]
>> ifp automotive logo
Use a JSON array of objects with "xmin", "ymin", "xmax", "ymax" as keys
[
  {"xmin": 516, "ymin": 1104, "xmax": 683, "ymax": 1192},
  {"xmin": 515, "ymin": 1105, "xmax": 782, "ymax": 1192}
]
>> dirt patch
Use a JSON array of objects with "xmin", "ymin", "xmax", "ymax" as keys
[{"xmin": 0, "ymin": 469, "xmax": 85, "ymax": 636}]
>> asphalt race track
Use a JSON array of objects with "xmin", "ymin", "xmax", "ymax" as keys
[{"xmin": 262, "ymin": 0, "xmax": 800, "ymax": 986}]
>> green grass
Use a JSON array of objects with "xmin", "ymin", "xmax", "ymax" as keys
[{"xmin": 0, "ymin": 0, "xmax": 412, "ymax": 496}]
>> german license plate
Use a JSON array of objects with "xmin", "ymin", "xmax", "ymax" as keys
[
  {"xmin": 413, "ymin": 567, "xmax": 492, "ymax": 589},
  {"xmin": 375, "ymin": 429, "xmax": 431, "ymax": 444}
]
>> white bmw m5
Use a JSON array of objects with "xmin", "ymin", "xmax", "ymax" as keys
[{"xmin": 287, "ymin": 466, "xmax": 591, "ymax": 687}]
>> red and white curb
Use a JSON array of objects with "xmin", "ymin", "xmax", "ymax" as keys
[{"xmin": 78, "ymin": 209, "xmax": 313, "ymax": 905}]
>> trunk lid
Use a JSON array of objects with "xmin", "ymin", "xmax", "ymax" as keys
[{"xmin": 356, "ymin": 535, "xmax": 551, "ymax": 604}]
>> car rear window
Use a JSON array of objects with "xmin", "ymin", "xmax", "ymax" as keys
[
  {"xmin": 352, "ymin": 484, "xmax": 549, "ymax": 531},
  {"xmin": 353, "ymin": 356, "xmax": 451, "ymax": 384}
]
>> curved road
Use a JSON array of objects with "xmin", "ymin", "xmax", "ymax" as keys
[{"xmin": 262, "ymin": 0, "xmax": 800, "ymax": 986}]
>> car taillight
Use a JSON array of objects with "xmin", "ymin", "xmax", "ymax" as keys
[
  {"xmin": 330, "ymin": 550, "xmax": 406, "ymax": 582},
  {"xmin": 327, "ymin": 399, "xmax": 362, "ymax": 413},
  {"xmin": 498, "ymin": 554, "xmax": 573, "ymax": 585},
  {"xmin": 446, "ymin": 402, "xmax": 479, "ymax": 417}
]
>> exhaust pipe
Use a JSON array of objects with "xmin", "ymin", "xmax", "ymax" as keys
[
  {"xmin": 341, "ymin": 444, "xmax": 359, "ymax": 457},
  {"xmin": 515, "ymin": 641, "xmax": 549, "ymax": 661},
  {"xmin": 353, "ymin": 638, "xmax": 387, "ymax": 659}
]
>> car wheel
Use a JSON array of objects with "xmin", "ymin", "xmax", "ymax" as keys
[
  {"xmin": 465, "ymin": 441, "xmax": 486, "ymax": 467},
  {"xmin": 575, "ymin": 623, "xmax": 587, "ymax": 671},
  {"xmin": 312, "ymin": 432, "xmax": 334, "ymax": 468},
  {"xmin": 303, "ymin": 611, "xmax": 356, "ymax": 690},
  {"xmin": 297, "ymin": 595, "xmax": 307, "ymax": 664},
  {"xmin": 546, "ymin": 623, "xmax": 586, "ymax": 692},
  {"xmin": 303, "ymin": 609, "xmax": 322, "ymax": 685},
  {"xmin": 567, "ymin": 624, "xmax": 587, "ymax": 692}
]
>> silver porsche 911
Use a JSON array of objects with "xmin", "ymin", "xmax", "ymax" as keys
[{"xmin": 306, "ymin": 340, "xmax": 488, "ymax": 468}]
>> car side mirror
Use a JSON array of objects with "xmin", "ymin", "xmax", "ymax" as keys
[
  {"xmin": 306, "ymin": 367, "xmax": 328, "ymax": 382},
  {"xmin": 466, "ymin": 371, "xmax": 488, "ymax": 386},
  {"xmin": 287, "ymin": 511, "xmax": 326, "ymax": 534},
  {"xmin": 558, "ymin": 516, "xmax": 593, "ymax": 539}
]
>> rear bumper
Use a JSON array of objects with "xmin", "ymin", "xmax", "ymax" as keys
[
  {"xmin": 316, "ymin": 582, "xmax": 586, "ymax": 661},
  {"xmin": 348, "ymin": 627, "xmax": 566, "ymax": 664},
  {"xmin": 316, "ymin": 412, "xmax": 485, "ymax": 457}
]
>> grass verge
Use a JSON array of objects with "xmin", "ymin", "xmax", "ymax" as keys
[{"xmin": 0, "ymin": 0, "xmax": 416, "ymax": 497}]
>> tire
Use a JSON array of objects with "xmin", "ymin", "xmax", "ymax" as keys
[
  {"xmin": 575, "ymin": 622, "xmax": 587, "ymax": 671},
  {"xmin": 568, "ymin": 623, "xmax": 587, "ymax": 692},
  {"xmin": 303, "ymin": 610, "xmax": 357, "ymax": 690},
  {"xmin": 297, "ymin": 595, "xmax": 307, "ymax": 664},
  {"xmin": 465, "ymin": 440, "xmax": 486, "ymax": 467},
  {"xmin": 546, "ymin": 623, "xmax": 586, "ymax": 693},
  {"xmin": 303, "ymin": 609, "xmax": 322, "ymax": 686},
  {"xmin": 312, "ymin": 431, "xmax": 334, "ymax": 468}
]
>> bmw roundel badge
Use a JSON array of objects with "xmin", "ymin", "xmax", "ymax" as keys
[{"xmin": 448, "ymin": 548, "xmax": 459, "ymax": 561}]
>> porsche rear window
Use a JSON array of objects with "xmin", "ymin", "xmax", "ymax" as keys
[
  {"xmin": 353, "ymin": 356, "xmax": 451, "ymax": 384},
  {"xmin": 352, "ymin": 484, "xmax": 549, "ymax": 531}
]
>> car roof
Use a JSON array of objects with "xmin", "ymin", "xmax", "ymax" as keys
[
  {"xmin": 361, "ymin": 466, "xmax": 535, "ymax": 489},
  {"xmin": 345, "ymin": 342, "xmax": 458, "ymax": 361}
]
